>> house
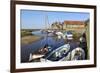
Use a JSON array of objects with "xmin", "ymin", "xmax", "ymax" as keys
[{"xmin": 63, "ymin": 20, "xmax": 86, "ymax": 31}]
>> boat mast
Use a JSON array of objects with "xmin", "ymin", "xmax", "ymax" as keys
[{"xmin": 45, "ymin": 12, "xmax": 48, "ymax": 46}]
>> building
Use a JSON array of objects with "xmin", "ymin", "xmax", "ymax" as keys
[
  {"xmin": 51, "ymin": 22, "xmax": 63, "ymax": 30},
  {"xmin": 63, "ymin": 20, "xmax": 86, "ymax": 32}
]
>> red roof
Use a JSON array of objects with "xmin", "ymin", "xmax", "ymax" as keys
[{"xmin": 64, "ymin": 20, "xmax": 85, "ymax": 25}]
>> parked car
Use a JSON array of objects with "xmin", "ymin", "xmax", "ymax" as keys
[{"xmin": 65, "ymin": 31, "xmax": 73, "ymax": 40}]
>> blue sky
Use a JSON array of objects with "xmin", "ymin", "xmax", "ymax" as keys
[{"xmin": 21, "ymin": 10, "xmax": 89, "ymax": 29}]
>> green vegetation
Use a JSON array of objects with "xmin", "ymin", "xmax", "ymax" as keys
[
  {"xmin": 21, "ymin": 29, "xmax": 42, "ymax": 45},
  {"xmin": 21, "ymin": 29, "xmax": 40, "ymax": 37},
  {"xmin": 22, "ymin": 29, "xmax": 40, "ymax": 32},
  {"xmin": 21, "ymin": 31, "xmax": 32, "ymax": 37},
  {"xmin": 85, "ymin": 21, "xmax": 90, "ymax": 59},
  {"xmin": 73, "ymin": 32, "xmax": 81, "ymax": 41}
]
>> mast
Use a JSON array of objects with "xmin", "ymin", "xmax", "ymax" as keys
[{"xmin": 44, "ymin": 12, "xmax": 48, "ymax": 46}]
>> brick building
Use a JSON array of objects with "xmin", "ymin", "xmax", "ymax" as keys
[{"xmin": 63, "ymin": 20, "xmax": 86, "ymax": 31}]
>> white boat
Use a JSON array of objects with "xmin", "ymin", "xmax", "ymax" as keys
[
  {"xmin": 29, "ymin": 46, "xmax": 49, "ymax": 61},
  {"xmin": 61, "ymin": 47, "xmax": 85, "ymax": 61},
  {"xmin": 46, "ymin": 44, "xmax": 70, "ymax": 59},
  {"xmin": 29, "ymin": 53, "xmax": 44, "ymax": 61}
]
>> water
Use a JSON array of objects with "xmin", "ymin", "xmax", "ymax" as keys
[
  {"xmin": 32, "ymin": 30, "xmax": 45, "ymax": 36},
  {"xmin": 21, "ymin": 31, "xmax": 79, "ymax": 62}
]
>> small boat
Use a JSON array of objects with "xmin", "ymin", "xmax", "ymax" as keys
[
  {"xmin": 62, "ymin": 47, "xmax": 85, "ymax": 61},
  {"xmin": 29, "ymin": 14, "xmax": 52, "ymax": 62},
  {"xmin": 29, "ymin": 53, "xmax": 44, "ymax": 61},
  {"xmin": 45, "ymin": 44, "xmax": 70, "ymax": 61},
  {"xmin": 71, "ymin": 47, "xmax": 85, "ymax": 60},
  {"xmin": 29, "ymin": 44, "xmax": 50, "ymax": 62}
]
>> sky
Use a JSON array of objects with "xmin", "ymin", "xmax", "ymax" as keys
[{"xmin": 21, "ymin": 10, "xmax": 90, "ymax": 29}]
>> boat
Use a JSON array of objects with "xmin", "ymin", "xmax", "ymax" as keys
[
  {"xmin": 45, "ymin": 44, "xmax": 70, "ymax": 61},
  {"xmin": 29, "ymin": 44, "xmax": 70, "ymax": 62},
  {"xmin": 29, "ymin": 44, "xmax": 51, "ymax": 62},
  {"xmin": 60, "ymin": 47, "xmax": 85, "ymax": 61},
  {"xmin": 29, "ymin": 53, "xmax": 44, "ymax": 61},
  {"xmin": 29, "ymin": 14, "xmax": 52, "ymax": 62}
]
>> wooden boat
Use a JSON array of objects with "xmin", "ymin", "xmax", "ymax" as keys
[{"xmin": 29, "ymin": 45, "xmax": 49, "ymax": 62}]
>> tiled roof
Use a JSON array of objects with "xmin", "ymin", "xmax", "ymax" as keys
[{"xmin": 64, "ymin": 20, "xmax": 85, "ymax": 25}]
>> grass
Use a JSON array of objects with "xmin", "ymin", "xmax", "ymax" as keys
[
  {"xmin": 21, "ymin": 31, "xmax": 32, "ymax": 37},
  {"xmin": 85, "ymin": 23, "xmax": 90, "ymax": 59}
]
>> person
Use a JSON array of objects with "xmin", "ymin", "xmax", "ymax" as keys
[{"xmin": 79, "ymin": 33, "xmax": 87, "ymax": 59}]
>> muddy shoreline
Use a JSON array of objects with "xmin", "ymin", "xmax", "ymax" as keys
[{"xmin": 21, "ymin": 35, "xmax": 43, "ymax": 45}]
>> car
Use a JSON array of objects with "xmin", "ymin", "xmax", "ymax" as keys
[{"xmin": 65, "ymin": 31, "xmax": 73, "ymax": 40}]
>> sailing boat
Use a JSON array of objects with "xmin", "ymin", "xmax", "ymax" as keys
[{"xmin": 29, "ymin": 13, "xmax": 51, "ymax": 62}]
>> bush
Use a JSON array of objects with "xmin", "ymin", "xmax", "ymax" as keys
[{"xmin": 73, "ymin": 32, "xmax": 82, "ymax": 41}]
